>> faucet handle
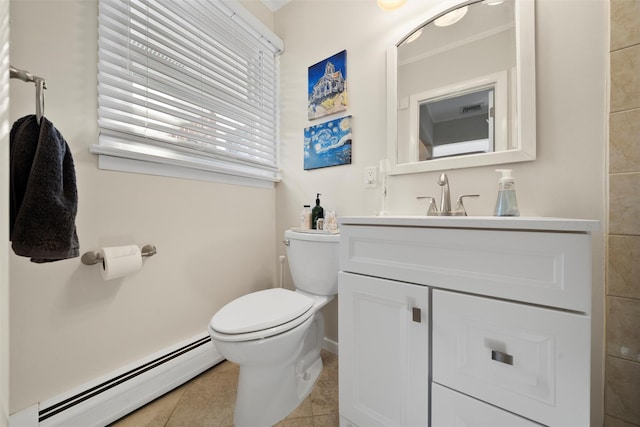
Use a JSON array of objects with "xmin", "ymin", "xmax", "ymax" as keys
[
  {"xmin": 453, "ymin": 194, "xmax": 480, "ymax": 216},
  {"xmin": 417, "ymin": 196, "xmax": 438, "ymax": 216}
]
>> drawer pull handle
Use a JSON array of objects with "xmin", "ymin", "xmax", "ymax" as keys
[
  {"xmin": 491, "ymin": 350, "xmax": 514, "ymax": 365},
  {"xmin": 412, "ymin": 307, "xmax": 421, "ymax": 323}
]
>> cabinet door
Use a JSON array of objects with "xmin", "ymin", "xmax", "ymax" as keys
[{"xmin": 338, "ymin": 272, "xmax": 429, "ymax": 427}]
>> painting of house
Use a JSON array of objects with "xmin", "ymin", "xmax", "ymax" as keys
[{"xmin": 308, "ymin": 50, "xmax": 347, "ymax": 120}]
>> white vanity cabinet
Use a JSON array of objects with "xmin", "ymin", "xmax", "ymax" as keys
[
  {"xmin": 338, "ymin": 272, "xmax": 429, "ymax": 426},
  {"xmin": 338, "ymin": 217, "xmax": 598, "ymax": 427}
]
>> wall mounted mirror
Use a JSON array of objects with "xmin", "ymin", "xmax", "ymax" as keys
[{"xmin": 386, "ymin": 0, "xmax": 536, "ymax": 174}]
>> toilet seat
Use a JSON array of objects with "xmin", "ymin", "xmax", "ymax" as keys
[{"xmin": 209, "ymin": 288, "xmax": 315, "ymax": 342}]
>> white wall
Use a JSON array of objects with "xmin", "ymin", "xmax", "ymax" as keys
[
  {"xmin": 8, "ymin": 0, "xmax": 277, "ymax": 413},
  {"xmin": 239, "ymin": 0, "xmax": 276, "ymax": 30},
  {"xmin": 274, "ymin": 0, "xmax": 607, "ymax": 424}
]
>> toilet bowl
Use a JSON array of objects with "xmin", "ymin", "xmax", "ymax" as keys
[{"xmin": 208, "ymin": 229, "xmax": 339, "ymax": 427}]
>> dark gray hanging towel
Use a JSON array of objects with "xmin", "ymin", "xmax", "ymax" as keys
[{"xmin": 10, "ymin": 115, "xmax": 79, "ymax": 263}]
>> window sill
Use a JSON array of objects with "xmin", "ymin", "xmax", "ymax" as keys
[{"xmin": 91, "ymin": 144, "xmax": 278, "ymax": 189}]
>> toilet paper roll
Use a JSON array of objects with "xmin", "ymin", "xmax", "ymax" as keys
[{"xmin": 100, "ymin": 245, "xmax": 142, "ymax": 280}]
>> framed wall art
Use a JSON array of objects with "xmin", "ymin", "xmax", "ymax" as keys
[
  {"xmin": 304, "ymin": 115, "xmax": 352, "ymax": 170},
  {"xmin": 308, "ymin": 50, "xmax": 348, "ymax": 120}
]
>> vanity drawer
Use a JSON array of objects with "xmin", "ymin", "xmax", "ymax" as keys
[
  {"xmin": 339, "ymin": 224, "xmax": 592, "ymax": 313},
  {"xmin": 432, "ymin": 383, "xmax": 542, "ymax": 426},
  {"xmin": 432, "ymin": 290, "xmax": 590, "ymax": 426}
]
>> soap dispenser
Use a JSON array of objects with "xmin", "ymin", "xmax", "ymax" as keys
[
  {"xmin": 493, "ymin": 169, "xmax": 520, "ymax": 217},
  {"xmin": 311, "ymin": 193, "xmax": 324, "ymax": 229}
]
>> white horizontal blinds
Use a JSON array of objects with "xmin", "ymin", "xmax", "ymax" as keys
[{"xmin": 98, "ymin": 0, "xmax": 281, "ymax": 181}]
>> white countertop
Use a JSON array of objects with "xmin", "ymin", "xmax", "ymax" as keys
[{"xmin": 339, "ymin": 216, "xmax": 600, "ymax": 233}]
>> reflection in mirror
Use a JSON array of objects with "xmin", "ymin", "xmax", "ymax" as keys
[
  {"xmin": 420, "ymin": 88, "xmax": 494, "ymax": 160},
  {"xmin": 387, "ymin": 0, "xmax": 536, "ymax": 174},
  {"xmin": 410, "ymin": 71, "xmax": 508, "ymax": 161}
]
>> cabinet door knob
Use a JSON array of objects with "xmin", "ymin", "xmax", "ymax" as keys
[
  {"xmin": 491, "ymin": 350, "xmax": 514, "ymax": 365},
  {"xmin": 412, "ymin": 307, "xmax": 421, "ymax": 323}
]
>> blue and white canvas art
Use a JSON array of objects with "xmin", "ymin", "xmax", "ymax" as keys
[
  {"xmin": 308, "ymin": 50, "xmax": 348, "ymax": 120},
  {"xmin": 304, "ymin": 116, "xmax": 352, "ymax": 170}
]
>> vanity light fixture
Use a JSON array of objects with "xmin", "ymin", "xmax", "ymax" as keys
[
  {"xmin": 377, "ymin": 0, "xmax": 406, "ymax": 11},
  {"xmin": 434, "ymin": 6, "xmax": 468, "ymax": 27},
  {"xmin": 484, "ymin": 0, "xmax": 505, "ymax": 4}
]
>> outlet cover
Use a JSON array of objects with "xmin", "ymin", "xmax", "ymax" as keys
[{"xmin": 364, "ymin": 166, "xmax": 377, "ymax": 188}]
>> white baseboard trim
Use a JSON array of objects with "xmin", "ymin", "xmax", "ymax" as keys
[
  {"xmin": 8, "ymin": 404, "xmax": 38, "ymax": 427},
  {"xmin": 323, "ymin": 337, "xmax": 338, "ymax": 355},
  {"xmin": 11, "ymin": 333, "xmax": 221, "ymax": 427}
]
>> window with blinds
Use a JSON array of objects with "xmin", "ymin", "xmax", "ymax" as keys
[{"xmin": 93, "ymin": 0, "xmax": 283, "ymax": 187}]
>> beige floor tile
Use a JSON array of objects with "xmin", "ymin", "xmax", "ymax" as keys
[
  {"xmin": 310, "ymin": 352, "xmax": 339, "ymax": 416},
  {"xmin": 287, "ymin": 394, "xmax": 314, "ymax": 419},
  {"xmin": 311, "ymin": 413, "xmax": 339, "ymax": 427},
  {"xmin": 287, "ymin": 351, "xmax": 338, "ymax": 420},
  {"xmin": 112, "ymin": 350, "xmax": 338, "ymax": 427},
  {"xmin": 310, "ymin": 376, "xmax": 338, "ymax": 416},
  {"xmin": 108, "ymin": 384, "xmax": 186, "ymax": 427},
  {"xmin": 274, "ymin": 416, "xmax": 315, "ymax": 427},
  {"xmin": 165, "ymin": 390, "xmax": 236, "ymax": 427},
  {"xmin": 165, "ymin": 363, "xmax": 238, "ymax": 426}
]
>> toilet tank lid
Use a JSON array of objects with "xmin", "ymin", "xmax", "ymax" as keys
[
  {"xmin": 210, "ymin": 288, "xmax": 313, "ymax": 335},
  {"xmin": 285, "ymin": 229, "xmax": 340, "ymax": 242}
]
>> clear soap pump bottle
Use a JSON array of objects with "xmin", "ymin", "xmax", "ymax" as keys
[{"xmin": 493, "ymin": 169, "xmax": 520, "ymax": 217}]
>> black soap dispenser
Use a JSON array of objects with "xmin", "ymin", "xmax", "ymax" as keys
[{"xmin": 311, "ymin": 193, "xmax": 324, "ymax": 229}]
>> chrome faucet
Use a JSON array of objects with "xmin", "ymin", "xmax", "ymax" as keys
[
  {"xmin": 437, "ymin": 173, "xmax": 451, "ymax": 215},
  {"xmin": 417, "ymin": 173, "xmax": 479, "ymax": 216}
]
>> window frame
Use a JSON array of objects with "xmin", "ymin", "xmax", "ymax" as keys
[{"xmin": 92, "ymin": 0, "xmax": 283, "ymax": 188}]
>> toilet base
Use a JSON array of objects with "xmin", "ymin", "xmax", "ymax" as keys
[
  {"xmin": 234, "ymin": 312, "xmax": 324, "ymax": 427},
  {"xmin": 234, "ymin": 354, "xmax": 323, "ymax": 427},
  {"xmin": 213, "ymin": 312, "xmax": 326, "ymax": 427}
]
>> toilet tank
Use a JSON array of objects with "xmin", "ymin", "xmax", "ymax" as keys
[{"xmin": 284, "ymin": 230, "xmax": 340, "ymax": 296}]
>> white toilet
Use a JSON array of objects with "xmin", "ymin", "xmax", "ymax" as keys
[{"xmin": 208, "ymin": 229, "xmax": 340, "ymax": 427}]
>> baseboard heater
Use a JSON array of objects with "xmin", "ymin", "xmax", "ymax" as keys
[{"xmin": 28, "ymin": 333, "xmax": 222, "ymax": 427}]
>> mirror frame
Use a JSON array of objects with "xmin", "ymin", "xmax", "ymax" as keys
[{"xmin": 386, "ymin": 0, "xmax": 536, "ymax": 175}]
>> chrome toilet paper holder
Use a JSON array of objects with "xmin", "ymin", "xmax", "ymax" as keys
[{"xmin": 81, "ymin": 244, "xmax": 157, "ymax": 266}]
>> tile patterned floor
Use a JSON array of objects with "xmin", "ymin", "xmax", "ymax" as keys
[{"xmin": 109, "ymin": 350, "xmax": 338, "ymax": 427}]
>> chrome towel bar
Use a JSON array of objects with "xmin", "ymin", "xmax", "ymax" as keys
[{"xmin": 9, "ymin": 65, "xmax": 47, "ymax": 124}]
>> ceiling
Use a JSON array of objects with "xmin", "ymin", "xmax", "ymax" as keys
[{"xmin": 260, "ymin": 0, "xmax": 293, "ymax": 12}]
